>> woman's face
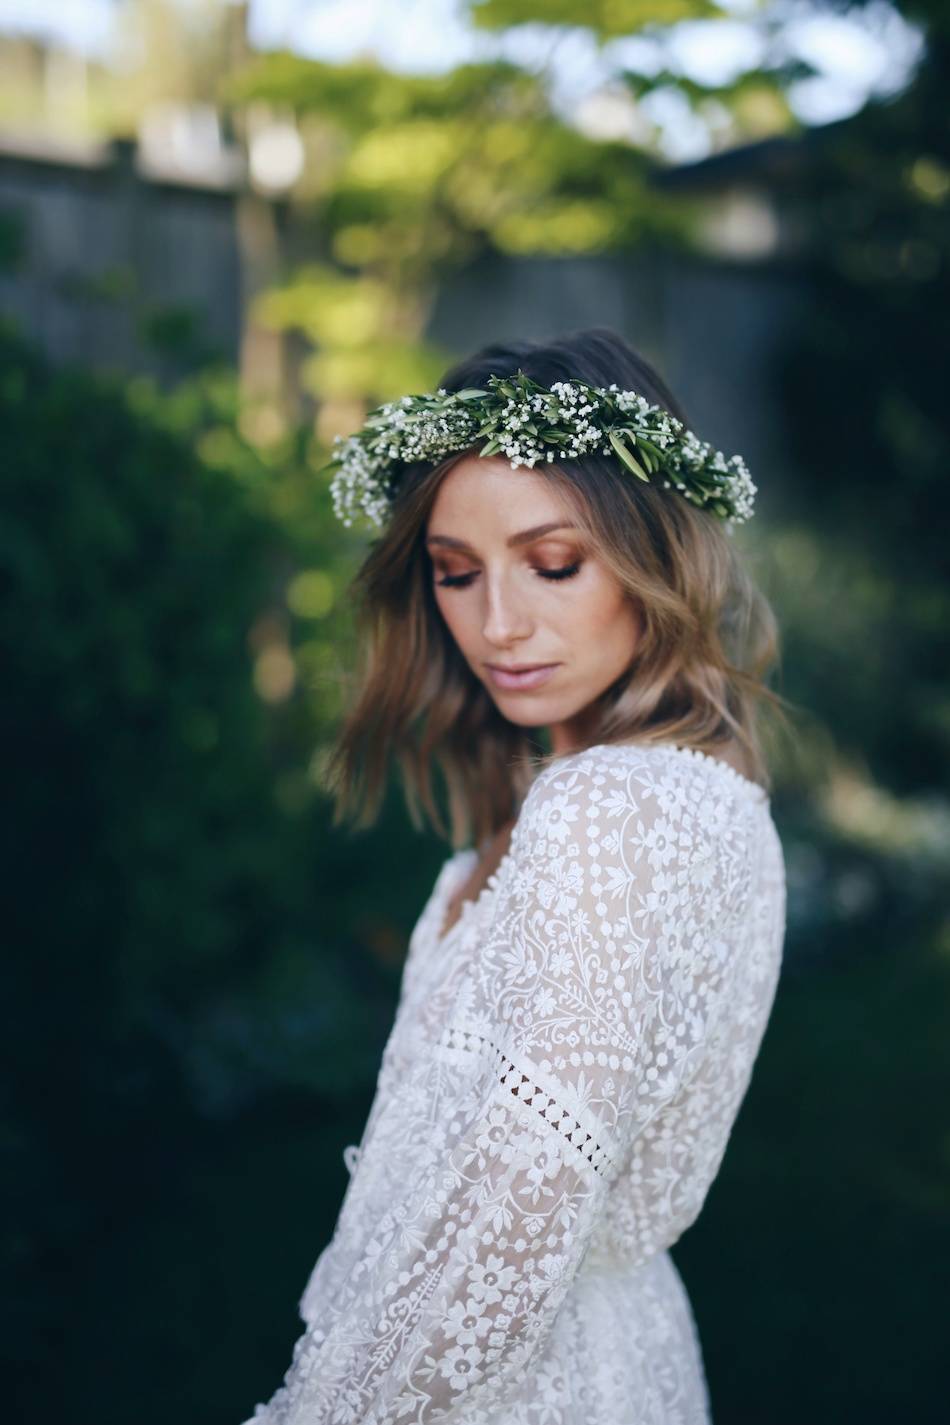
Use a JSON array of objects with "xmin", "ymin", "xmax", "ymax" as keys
[{"xmin": 426, "ymin": 455, "xmax": 641, "ymax": 755}]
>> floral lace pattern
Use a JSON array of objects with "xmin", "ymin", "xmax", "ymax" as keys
[{"xmin": 241, "ymin": 742, "xmax": 786, "ymax": 1425}]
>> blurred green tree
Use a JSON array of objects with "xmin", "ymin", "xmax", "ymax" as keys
[
  {"xmin": 770, "ymin": 15, "xmax": 950, "ymax": 801},
  {"xmin": 0, "ymin": 321, "xmax": 446, "ymax": 1420}
]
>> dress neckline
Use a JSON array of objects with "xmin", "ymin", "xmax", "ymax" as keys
[
  {"xmin": 433, "ymin": 739, "xmax": 768, "ymax": 950},
  {"xmin": 557, "ymin": 740, "xmax": 769, "ymax": 804},
  {"xmin": 434, "ymin": 846, "xmax": 508, "ymax": 951}
]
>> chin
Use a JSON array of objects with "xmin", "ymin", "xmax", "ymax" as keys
[{"xmin": 492, "ymin": 692, "xmax": 580, "ymax": 725}]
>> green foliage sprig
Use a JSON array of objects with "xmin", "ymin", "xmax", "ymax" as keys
[{"xmin": 324, "ymin": 369, "xmax": 757, "ymax": 530}]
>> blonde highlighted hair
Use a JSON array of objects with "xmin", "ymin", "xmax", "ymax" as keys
[{"xmin": 323, "ymin": 327, "xmax": 794, "ymax": 848}]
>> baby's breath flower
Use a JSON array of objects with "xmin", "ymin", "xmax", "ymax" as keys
[{"xmin": 322, "ymin": 370, "xmax": 757, "ymax": 529}]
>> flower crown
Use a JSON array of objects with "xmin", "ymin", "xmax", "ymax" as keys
[{"xmin": 323, "ymin": 370, "xmax": 757, "ymax": 530}]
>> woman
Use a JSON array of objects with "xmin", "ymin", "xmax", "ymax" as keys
[{"xmin": 243, "ymin": 327, "xmax": 789, "ymax": 1424}]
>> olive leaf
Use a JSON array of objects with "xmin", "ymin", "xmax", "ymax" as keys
[{"xmin": 608, "ymin": 430, "xmax": 650, "ymax": 482}]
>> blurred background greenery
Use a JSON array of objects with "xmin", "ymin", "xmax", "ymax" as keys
[{"xmin": 1, "ymin": 1, "xmax": 947, "ymax": 1421}]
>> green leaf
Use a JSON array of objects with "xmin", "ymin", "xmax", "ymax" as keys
[
  {"xmin": 479, "ymin": 438, "xmax": 503, "ymax": 456},
  {"xmin": 608, "ymin": 430, "xmax": 650, "ymax": 482},
  {"xmin": 454, "ymin": 388, "xmax": 488, "ymax": 401}
]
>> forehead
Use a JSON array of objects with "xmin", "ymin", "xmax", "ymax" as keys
[{"xmin": 426, "ymin": 454, "xmax": 575, "ymax": 536}]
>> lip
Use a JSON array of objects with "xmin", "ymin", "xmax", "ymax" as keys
[{"xmin": 485, "ymin": 662, "xmax": 559, "ymax": 691}]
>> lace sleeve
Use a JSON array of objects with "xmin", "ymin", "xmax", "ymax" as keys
[{"xmin": 242, "ymin": 752, "xmax": 754, "ymax": 1425}]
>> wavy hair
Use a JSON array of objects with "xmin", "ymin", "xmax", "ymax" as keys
[{"xmin": 323, "ymin": 326, "xmax": 794, "ymax": 848}]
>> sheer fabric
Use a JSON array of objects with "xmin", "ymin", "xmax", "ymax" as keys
[{"xmin": 241, "ymin": 741, "xmax": 786, "ymax": 1424}]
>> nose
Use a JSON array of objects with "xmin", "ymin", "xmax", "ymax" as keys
[{"xmin": 481, "ymin": 568, "xmax": 533, "ymax": 648}]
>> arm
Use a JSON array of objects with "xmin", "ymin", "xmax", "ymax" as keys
[{"xmin": 244, "ymin": 751, "xmax": 751, "ymax": 1425}]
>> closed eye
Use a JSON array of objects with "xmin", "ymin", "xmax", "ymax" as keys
[{"xmin": 436, "ymin": 563, "xmax": 581, "ymax": 589}]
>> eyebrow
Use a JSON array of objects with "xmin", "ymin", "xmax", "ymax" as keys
[{"xmin": 426, "ymin": 521, "xmax": 578, "ymax": 551}]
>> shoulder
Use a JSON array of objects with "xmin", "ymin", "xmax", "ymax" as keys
[
  {"xmin": 513, "ymin": 741, "xmax": 764, "ymax": 900},
  {"xmin": 521, "ymin": 739, "xmax": 765, "ymax": 822}
]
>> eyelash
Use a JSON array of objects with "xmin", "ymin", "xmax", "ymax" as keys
[{"xmin": 436, "ymin": 562, "xmax": 581, "ymax": 588}]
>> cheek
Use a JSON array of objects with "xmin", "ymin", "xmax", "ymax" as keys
[
  {"xmin": 434, "ymin": 588, "xmax": 475, "ymax": 649},
  {"xmin": 569, "ymin": 573, "xmax": 637, "ymax": 647}
]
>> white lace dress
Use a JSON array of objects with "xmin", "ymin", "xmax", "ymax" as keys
[{"xmin": 242, "ymin": 741, "xmax": 787, "ymax": 1425}]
